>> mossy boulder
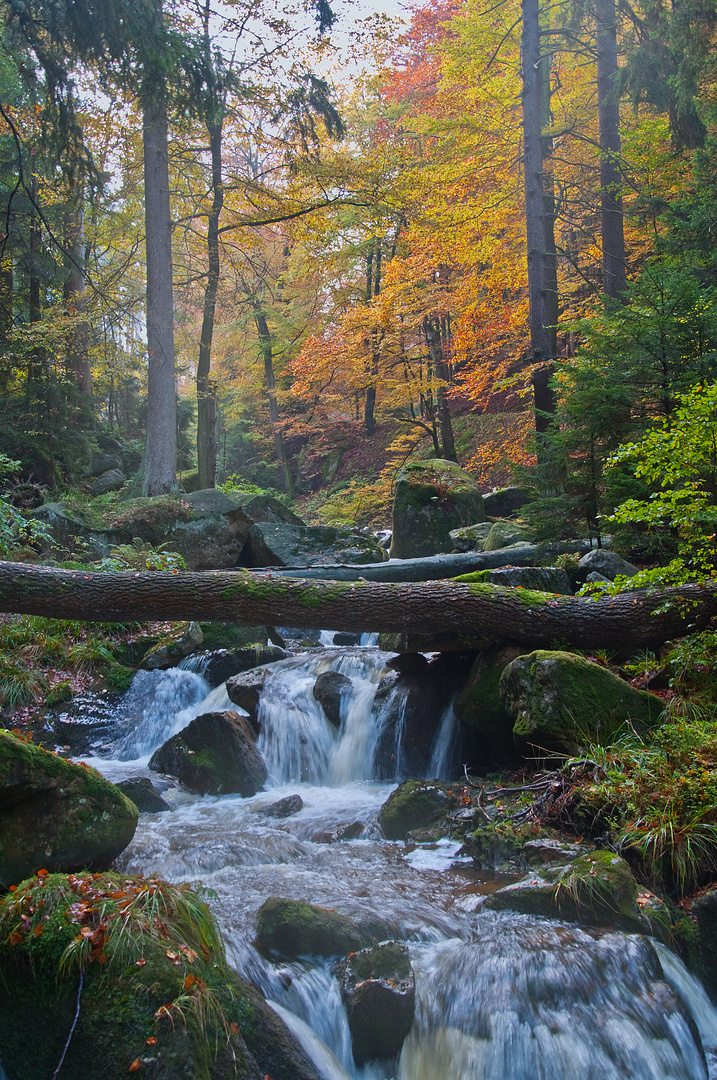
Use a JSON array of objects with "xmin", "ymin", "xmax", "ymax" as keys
[
  {"xmin": 115, "ymin": 776, "xmax": 170, "ymax": 813},
  {"xmin": 453, "ymin": 645, "xmax": 526, "ymax": 767},
  {"xmin": 482, "ymin": 519, "xmax": 532, "ymax": 551},
  {"xmin": 0, "ymin": 731, "xmax": 138, "ymax": 890},
  {"xmin": 500, "ymin": 650, "xmax": 662, "ymax": 756},
  {"xmin": 389, "ymin": 459, "xmax": 486, "ymax": 559},
  {"xmin": 243, "ymin": 522, "xmax": 387, "ymax": 568},
  {"xmin": 338, "ymin": 942, "xmax": 415, "ymax": 1065},
  {"xmin": 0, "ymin": 872, "xmax": 320, "ymax": 1080},
  {"xmin": 148, "ymin": 711, "xmax": 267, "ymax": 797},
  {"xmin": 256, "ymin": 897, "xmax": 393, "ymax": 957},
  {"xmin": 483, "ymin": 850, "xmax": 645, "ymax": 930},
  {"xmin": 448, "ymin": 522, "xmax": 493, "ymax": 552},
  {"xmin": 480, "ymin": 565, "xmax": 572, "ymax": 594},
  {"xmin": 482, "ymin": 486, "xmax": 530, "ymax": 517},
  {"xmin": 378, "ymin": 780, "xmax": 457, "ymax": 841},
  {"xmin": 141, "ymin": 620, "xmax": 204, "ymax": 670}
]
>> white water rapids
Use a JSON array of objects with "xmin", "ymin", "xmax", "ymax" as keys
[{"xmin": 84, "ymin": 647, "xmax": 717, "ymax": 1080}]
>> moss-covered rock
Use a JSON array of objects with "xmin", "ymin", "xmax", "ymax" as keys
[
  {"xmin": 255, "ymin": 897, "xmax": 393, "ymax": 957},
  {"xmin": 482, "ymin": 519, "xmax": 532, "ymax": 551},
  {"xmin": 338, "ymin": 942, "xmax": 415, "ymax": 1065},
  {"xmin": 448, "ymin": 522, "xmax": 493, "ymax": 552},
  {"xmin": 378, "ymin": 780, "xmax": 458, "ymax": 841},
  {"xmin": 389, "ymin": 459, "xmax": 486, "ymax": 559},
  {"xmin": 0, "ymin": 872, "xmax": 320, "ymax": 1080},
  {"xmin": 483, "ymin": 850, "xmax": 645, "ymax": 930},
  {"xmin": 500, "ymin": 650, "xmax": 662, "ymax": 756},
  {"xmin": 141, "ymin": 620, "xmax": 204, "ymax": 670},
  {"xmin": 148, "ymin": 711, "xmax": 267, "ymax": 797},
  {"xmin": 116, "ymin": 776, "xmax": 170, "ymax": 813},
  {"xmin": 0, "ymin": 732, "xmax": 138, "ymax": 890},
  {"xmin": 681, "ymin": 886, "xmax": 717, "ymax": 997}
]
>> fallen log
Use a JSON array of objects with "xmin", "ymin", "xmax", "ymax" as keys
[
  {"xmin": 272, "ymin": 539, "xmax": 600, "ymax": 582},
  {"xmin": 0, "ymin": 560, "xmax": 715, "ymax": 651}
]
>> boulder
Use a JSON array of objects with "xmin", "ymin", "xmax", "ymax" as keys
[
  {"xmin": 378, "ymin": 780, "xmax": 457, "ymax": 841},
  {"xmin": 483, "ymin": 850, "xmax": 645, "ymax": 931},
  {"xmin": 52, "ymin": 692, "xmax": 124, "ymax": 756},
  {"xmin": 226, "ymin": 668, "xmax": 272, "ymax": 726},
  {"xmin": 201, "ymin": 644, "xmax": 289, "ymax": 687},
  {"xmin": 148, "ymin": 710, "xmax": 267, "ymax": 796},
  {"xmin": 576, "ymin": 547, "xmax": 639, "ymax": 582},
  {"xmin": 31, "ymin": 502, "xmax": 110, "ymax": 560},
  {"xmin": 0, "ymin": 731, "xmax": 138, "ymax": 889},
  {"xmin": 390, "ymin": 459, "xmax": 486, "ymax": 559},
  {"xmin": 448, "ymin": 522, "xmax": 493, "ymax": 552},
  {"xmin": 115, "ymin": 776, "xmax": 171, "ymax": 813},
  {"xmin": 242, "ymin": 522, "xmax": 388, "ymax": 568},
  {"xmin": 313, "ymin": 671, "xmax": 351, "ymax": 727},
  {"xmin": 500, "ymin": 650, "xmax": 662, "ymax": 756},
  {"xmin": 482, "ymin": 486, "xmax": 530, "ymax": 517},
  {"xmin": 256, "ymin": 897, "xmax": 393, "ymax": 957},
  {"xmin": 477, "ymin": 565, "xmax": 573, "ymax": 594},
  {"xmin": 333, "ymin": 632, "xmax": 362, "ymax": 646},
  {"xmin": 482, "ymin": 520, "xmax": 532, "ymax": 551},
  {"xmin": 0, "ymin": 871, "xmax": 321, "ymax": 1080},
  {"xmin": 263, "ymin": 793, "xmax": 304, "ymax": 818},
  {"xmin": 339, "ymin": 942, "xmax": 415, "ymax": 1064},
  {"xmin": 167, "ymin": 489, "xmax": 257, "ymax": 570},
  {"xmin": 197, "ymin": 622, "xmax": 274, "ymax": 652},
  {"xmin": 141, "ymin": 621, "xmax": 204, "ymax": 670},
  {"xmin": 89, "ymin": 468, "xmax": 125, "ymax": 496},
  {"xmin": 453, "ymin": 646, "xmax": 526, "ymax": 766},
  {"xmin": 85, "ymin": 452, "xmax": 122, "ymax": 477},
  {"xmin": 682, "ymin": 887, "xmax": 717, "ymax": 997}
]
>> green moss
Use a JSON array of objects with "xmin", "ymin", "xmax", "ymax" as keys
[
  {"xmin": 256, "ymin": 896, "xmax": 387, "ymax": 957},
  {"xmin": 345, "ymin": 941, "xmax": 411, "ymax": 982},
  {"xmin": 45, "ymin": 680, "xmax": 73, "ymax": 706},
  {"xmin": 102, "ymin": 663, "xmax": 135, "ymax": 693},
  {"xmin": 378, "ymin": 780, "xmax": 456, "ymax": 840}
]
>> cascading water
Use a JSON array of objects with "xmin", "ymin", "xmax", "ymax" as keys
[{"xmin": 86, "ymin": 647, "xmax": 717, "ymax": 1080}]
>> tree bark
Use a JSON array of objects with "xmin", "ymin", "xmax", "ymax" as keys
[
  {"xmin": 141, "ymin": 84, "xmax": 177, "ymax": 496},
  {"xmin": 0, "ymin": 560, "xmax": 715, "ymax": 651},
  {"xmin": 521, "ymin": 0, "xmax": 558, "ymax": 434},
  {"xmin": 196, "ymin": 118, "xmax": 223, "ymax": 490},
  {"xmin": 596, "ymin": 0, "xmax": 626, "ymax": 301},
  {"xmin": 254, "ymin": 308, "xmax": 292, "ymax": 495},
  {"xmin": 63, "ymin": 197, "xmax": 91, "ymax": 394}
]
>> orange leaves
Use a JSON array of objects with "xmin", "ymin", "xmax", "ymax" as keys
[
  {"xmin": 8, "ymin": 932, "xmax": 22, "ymax": 946},
  {"xmin": 128, "ymin": 1060, "xmax": 142, "ymax": 1072}
]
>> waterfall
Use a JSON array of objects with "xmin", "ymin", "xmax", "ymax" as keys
[{"xmin": 112, "ymin": 668, "xmax": 211, "ymax": 760}]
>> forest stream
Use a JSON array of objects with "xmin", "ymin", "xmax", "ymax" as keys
[{"xmin": 79, "ymin": 644, "xmax": 717, "ymax": 1080}]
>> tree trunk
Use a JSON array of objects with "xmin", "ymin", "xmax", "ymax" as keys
[
  {"xmin": 521, "ymin": 0, "xmax": 558, "ymax": 434},
  {"xmin": 424, "ymin": 317, "xmax": 457, "ymax": 461},
  {"xmin": 254, "ymin": 308, "xmax": 292, "ymax": 495},
  {"xmin": 1, "ymin": 560, "xmax": 716, "ymax": 651},
  {"xmin": 63, "ymin": 197, "xmax": 92, "ymax": 394},
  {"xmin": 364, "ymin": 237, "xmax": 382, "ymax": 437},
  {"xmin": 140, "ymin": 82, "xmax": 177, "ymax": 496},
  {"xmin": 596, "ymin": 0, "xmax": 626, "ymax": 301},
  {"xmin": 196, "ymin": 118, "xmax": 223, "ymax": 490}
]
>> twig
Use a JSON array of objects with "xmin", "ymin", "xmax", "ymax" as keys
[{"xmin": 52, "ymin": 970, "xmax": 83, "ymax": 1080}]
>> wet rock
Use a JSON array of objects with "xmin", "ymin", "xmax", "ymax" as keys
[
  {"xmin": 523, "ymin": 837, "xmax": 587, "ymax": 864},
  {"xmin": 243, "ymin": 522, "xmax": 388, "ymax": 568},
  {"xmin": 480, "ymin": 565, "xmax": 572, "ymax": 594},
  {"xmin": 201, "ymin": 644, "xmax": 289, "ymax": 687},
  {"xmin": 148, "ymin": 710, "xmax": 267, "ymax": 797},
  {"xmin": 453, "ymin": 646, "xmax": 525, "ymax": 767},
  {"xmin": 482, "ymin": 519, "xmax": 532, "ymax": 551},
  {"xmin": 90, "ymin": 467, "xmax": 125, "ymax": 496},
  {"xmin": 256, "ymin": 897, "xmax": 393, "ymax": 957},
  {"xmin": 682, "ymin": 886, "xmax": 717, "ymax": 997},
  {"xmin": 390, "ymin": 459, "xmax": 486, "ymax": 559},
  {"xmin": 116, "ymin": 776, "xmax": 171, "ymax": 813},
  {"xmin": 263, "ymin": 793, "xmax": 304, "ymax": 818},
  {"xmin": 339, "ymin": 941, "xmax": 415, "ymax": 1065},
  {"xmin": 141, "ymin": 621, "xmax": 204, "ymax": 670},
  {"xmin": 482, "ymin": 486, "xmax": 530, "ymax": 517},
  {"xmin": 0, "ymin": 730, "xmax": 138, "ymax": 888},
  {"xmin": 378, "ymin": 780, "xmax": 457, "ymax": 841},
  {"xmin": 313, "ymin": 671, "xmax": 351, "ymax": 727},
  {"xmin": 314, "ymin": 820, "xmax": 366, "ymax": 843},
  {"xmin": 31, "ymin": 501, "xmax": 110, "ymax": 560},
  {"xmin": 385, "ymin": 652, "xmax": 429, "ymax": 675},
  {"xmin": 500, "ymin": 650, "xmax": 662, "ymax": 757},
  {"xmin": 482, "ymin": 850, "xmax": 645, "ymax": 931},
  {"xmin": 226, "ymin": 668, "xmax": 272, "ymax": 726},
  {"xmin": 52, "ymin": 692, "xmax": 123, "ymax": 756},
  {"xmin": 448, "ymin": 522, "xmax": 493, "ymax": 552},
  {"xmin": 576, "ymin": 547, "xmax": 639, "ymax": 582},
  {"xmin": 333, "ymin": 632, "xmax": 361, "ymax": 646}
]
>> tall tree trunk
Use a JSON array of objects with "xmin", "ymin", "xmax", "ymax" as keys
[
  {"xmin": 2, "ymin": 560, "xmax": 717, "ymax": 652},
  {"xmin": 424, "ymin": 317, "xmax": 457, "ymax": 461},
  {"xmin": 521, "ymin": 0, "xmax": 558, "ymax": 435},
  {"xmin": 254, "ymin": 308, "xmax": 292, "ymax": 495},
  {"xmin": 141, "ymin": 86, "xmax": 177, "ymax": 495},
  {"xmin": 196, "ymin": 118, "xmax": 223, "ymax": 490},
  {"xmin": 63, "ymin": 197, "xmax": 91, "ymax": 394},
  {"xmin": 596, "ymin": 0, "xmax": 626, "ymax": 301},
  {"xmin": 364, "ymin": 237, "xmax": 382, "ymax": 437}
]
